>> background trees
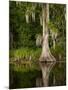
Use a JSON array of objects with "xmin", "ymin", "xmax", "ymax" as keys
[{"xmin": 10, "ymin": 2, "xmax": 66, "ymax": 51}]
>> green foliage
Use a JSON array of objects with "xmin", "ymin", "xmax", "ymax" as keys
[
  {"xmin": 9, "ymin": 1, "xmax": 42, "ymax": 49},
  {"xmin": 49, "ymin": 4, "xmax": 66, "ymax": 37},
  {"xmin": 48, "ymin": 21, "xmax": 58, "ymax": 33},
  {"xmin": 10, "ymin": 47, "xmax": 41, "ymax": 61}
]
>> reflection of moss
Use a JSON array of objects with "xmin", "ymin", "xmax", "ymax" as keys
[{"xmin": 9, "ymin": 64, "xmax": 42, "ymax": 89}]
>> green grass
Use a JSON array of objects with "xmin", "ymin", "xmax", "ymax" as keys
[{"xmin": 10, "ymin": 47, "xmax": 42, "ymax": 61}]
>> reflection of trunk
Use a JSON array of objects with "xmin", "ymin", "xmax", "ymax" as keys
[
  {"xmin": 36, "ymin": 77, "xmax": 43, "ymax": 87},
  {"xmin": 53, "ymin": 75, "xmax": 56, "ymax": 85},
  {"xmin": 41, "ymin": 65, "xmax": 49, "ymax": 86},
  {"xmin": 39, "ymin": 4, "xmax": 56, "ymax": 87},
  {"xmin": 39, "ymin": 62, "xmax": 56, "ymax": 86}
]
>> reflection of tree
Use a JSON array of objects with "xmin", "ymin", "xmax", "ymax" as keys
[{"xmin": 39, "ymin": 61, "xmax": 56, "ymax": 86}]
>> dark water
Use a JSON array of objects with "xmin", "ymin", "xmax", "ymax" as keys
[
  {"xmin": 49, "ymin": 62, "xmax": 66, "ymax": 86},
  {"xmin": 9, "ymin": 61, "xmax": 66, "ymax": 89}
]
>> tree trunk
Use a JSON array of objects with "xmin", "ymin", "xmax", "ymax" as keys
[
  {"xmin": 32, "ymin": 3, "xmax": 36, "ymax": 22},
  {"xmin": 16, "ymin": 1, "xmax": 21, "ymax": 6},
  {"xmin": 32, "ymin": 12, "xmax": 35, "ymax": 22},
  {"xmin": 25, "ymin": 14, "xmax": 29, "ymax": 23},
  {"xmin": 40, "ymin": 14, "xmax": 43, "ymax": 26},
  {"xmin": 39, "ymin": 4, "xmax": 56, "ymax": 87},
  {"xmin": 39, "ymin": 4, "xmax": 55, "ymax": 62},
  {"xmin": 53, "ymin": 38, "xmax": 55, "ymax": 49},
  {"xmin": 25, "ymin": 9, "xmax": 29, "ymax": 23}
]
